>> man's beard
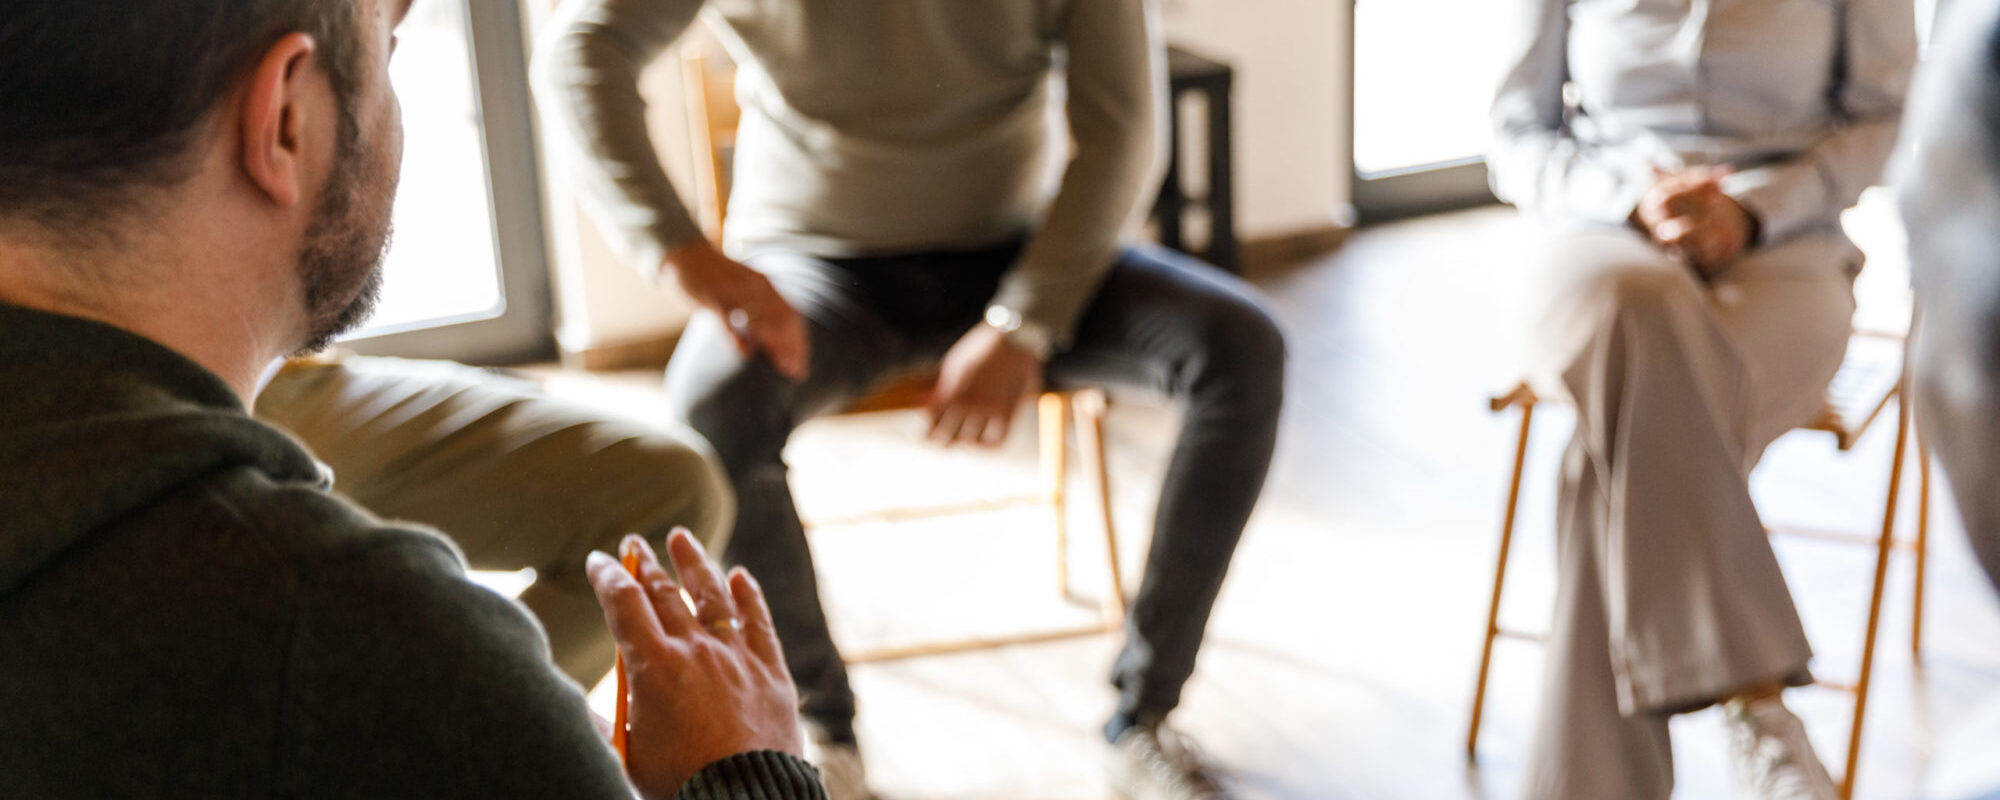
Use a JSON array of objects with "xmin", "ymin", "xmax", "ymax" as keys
[{"xmin": 293, "ymin": 118, "xmax": 394, "ymax": 356}]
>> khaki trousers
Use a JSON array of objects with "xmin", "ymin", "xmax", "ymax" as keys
[
  {"xmin": 254, "ymin": 356, "xmax": 734, "ymax": 687},
  {"xmin": 1519, "ymin": 224, "xmax": 1859, "ymax": 799}
]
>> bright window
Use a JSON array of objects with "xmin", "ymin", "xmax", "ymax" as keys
[
  {"xmin": 352, "ymin": 0, "xmax": 504, "ymax": 338},
  {"xmin": 1353, "ymin": 0, "xmax": 1516, "ymax": 177}
]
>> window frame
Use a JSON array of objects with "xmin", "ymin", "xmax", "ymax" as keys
[{"xmin": 343, "ymin": 0, "xmax": 556, "ymax": 365}]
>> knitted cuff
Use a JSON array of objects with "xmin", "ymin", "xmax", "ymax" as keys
[{"xmin": 675, "ymin": 750, "xmax": 826, "ymax": 800}]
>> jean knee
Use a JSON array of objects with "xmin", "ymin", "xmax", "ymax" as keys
[
  {"xmin": 1201, "ymin": 296, "xmax": 1288, "ymax": 396},
  {"xmin": 1208, "ymin": 296, "xmax": 1288, "ymax": 384}
]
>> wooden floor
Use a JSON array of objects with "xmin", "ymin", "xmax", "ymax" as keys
[{"xmin": 535, "ymin": 203, "xmax": 2000, "ymax": 799}]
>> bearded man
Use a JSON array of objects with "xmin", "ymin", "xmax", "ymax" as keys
[{"xmin": 0, "ymin": 1, "xmax": 821, "ymax": 796}]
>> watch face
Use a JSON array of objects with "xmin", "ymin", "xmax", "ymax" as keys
[
  {"xmin": 985, "ymin": 305, "xmax": 1023, "ymax": 333},
  {"xmin": 985, "ymin": 306, "xmax": 1052, "ymax": 357}
]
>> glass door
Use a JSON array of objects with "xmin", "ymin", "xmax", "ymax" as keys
[
  {"xmin": 1348, "ymin": 0, "xmax": 1515, "ymax": 221},
  {"xmin": 342, "ymin": 0, "xmax": 554, "ymax": 364}
]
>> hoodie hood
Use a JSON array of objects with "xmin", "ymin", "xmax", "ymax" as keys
[{"xmin": 0, "ymin": 303, "xmax": 326, "ymax": 596}]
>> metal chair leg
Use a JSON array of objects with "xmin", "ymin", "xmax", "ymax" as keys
[
  {"xmin": 1841, "ymin": 386, "xmax": 1912, "ymax": 800},
  {"xmin": 1468, "ymin": 399, "xmax": 1536, "ymax": 761},
  {"xmin": 1912, "ymin": 430, "xmax": 1933, "ymax": 661},
  {"xmin": 1042, "ymin": 393, "xmax": 1072, "ymax": 599},
  {"xmin": 1077, "ymin": 389, "xmax": 1127, "ymax": 622}
]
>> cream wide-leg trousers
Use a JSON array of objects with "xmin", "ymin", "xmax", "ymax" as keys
[{"xmin": 1517, "ymin": 223, "xmax": 1860, "ymax": 800}]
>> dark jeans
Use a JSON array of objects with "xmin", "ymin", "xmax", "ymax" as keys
[{"xmin": 662, "ymin": 239, "xmax": 1286, "ymax": 739}]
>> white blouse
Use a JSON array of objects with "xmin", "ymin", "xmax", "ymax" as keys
[{"xmin": 1489, "ymin": 0, "xmax": 1918, "ymax": 245}]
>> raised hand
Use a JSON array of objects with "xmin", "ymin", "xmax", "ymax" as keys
[{"xmin": 586, "ymin": 529, "xmax": 805, "ymax": 799}]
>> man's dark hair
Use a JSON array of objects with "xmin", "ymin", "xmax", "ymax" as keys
[{"xmin": 0, "ymin": 0, "xmax": 366, "ymax": 240}]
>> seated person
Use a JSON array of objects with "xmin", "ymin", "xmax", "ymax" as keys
[
  {"xmin": 0, "ymin": 1, "xmax": 819, "ymax": 797},
  {"xmin": 256, "ymin": 354, "xmax": 733, "ymax": 687},
  {"xmin": 1488, "ymin": 0, "xmax": 1915, "ymax": 797},
  {"xmin": 535, "ymin": 2, "xmax": 1286, "ymax": 799}
]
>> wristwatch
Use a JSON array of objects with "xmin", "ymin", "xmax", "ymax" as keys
[{"xmin": 983, "ymin": 305, "xmax": 1056, "ymax": 361}]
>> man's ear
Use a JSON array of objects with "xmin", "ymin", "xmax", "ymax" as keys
[{"xmin": 238, "ymin": 33, "xmax": 323, "ymax": 209}]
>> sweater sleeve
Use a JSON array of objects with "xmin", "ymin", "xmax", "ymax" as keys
[
  {"xmin": 534, "ymin": 0, "xmax": 710, "ymax": 276},
  {"xmin": 275, "ymin": 527, "xmax": 639, "ymax": 798},
  {"xmin": 989, "ymin": 0, "xmax": 1166, "ymax": 347},
  {"xmin": 1486, "ymin": 0, "xmax": 1654, "ymax": 225},
  {"xmin": 1717, "ymin": 0, "xmax": 1916, "ymax": 245}
]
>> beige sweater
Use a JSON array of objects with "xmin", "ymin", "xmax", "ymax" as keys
[{"xmin": 534, "ymin": 0, "xmax": 1165, "ymax": 342}]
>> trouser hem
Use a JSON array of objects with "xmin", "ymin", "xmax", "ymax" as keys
[{"xmin": 1619, "ymin": 651, "xmax": 1815, "ymax": 716}]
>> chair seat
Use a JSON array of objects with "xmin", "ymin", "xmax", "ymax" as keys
[
  {"xmin": 840, "ymin": 372, "xmax": 940, "ymax": 415},
  {"xmin": 1494, "ymin": 332, "xmax": 1905, "ymax": 451}
]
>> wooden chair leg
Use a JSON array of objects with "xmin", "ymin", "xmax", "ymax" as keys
[
  {"xmin": 1042, "ymin": 393, "xmax": 1072, "ymax": 599},
  {"xmin": 1468, "ymin": 400, "xmax": 1536, "ymax": 761},
  {"xmin": 1077, "ymin": 389, "xmax": 1127, "ymax": 622},
  {"xmin": 1912, "ymin": 430, "xmax": 1933, "ymax": 662},
  {"xmin": 1842, "ymin": 386, "xmax": 1913, "ymax": 800}
]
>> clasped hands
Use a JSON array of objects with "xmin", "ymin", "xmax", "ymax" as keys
[
  {"xmin": 1630, "ymin": 165, "xmax": 1760, "ymax": 276},
  {"xmin": 666, "ymin": 240, "xmax": 1046, "ymax": 449}
]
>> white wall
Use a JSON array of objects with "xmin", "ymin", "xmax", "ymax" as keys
[
  {"xmin": 537, "ymin": 3, "xmax": 1354, "ymax": 353},
  {"xmin": 1160, "ymin": 0, "xmax": 1353, "ymax": 237}
]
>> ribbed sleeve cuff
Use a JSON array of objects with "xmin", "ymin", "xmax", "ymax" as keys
[
  {"xmin": 675, "ymin": 751, "xmax": 827, "ymax": 800},
  {"xmin": 1719, "ymin": 163, "xmax": 1826, "ymax": 247}
]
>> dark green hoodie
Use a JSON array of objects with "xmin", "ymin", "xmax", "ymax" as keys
[{"xmin": 0, "ymin": 304, "xmax": 822, "ymax": 799}]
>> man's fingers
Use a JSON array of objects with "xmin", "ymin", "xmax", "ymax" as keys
[
  {"xmin": 929, "ymin": 393, "xmax": 1026, "ymax": 447},
  {"xmin": 666, "ymin": 528, "xmax": 738, "ymax": 630},
  {"xmin": 587, "ymin": 551, "xmax": 668, "ymax": 659},
  {"xmin": 625, "ymin": 535, "xmax": 697, "ymax": 637},
  {"xmin": 927, "ymin": 403, "xmax": 966, "ymax": 444},
  {"xmin": 721, "ymin": 315, "xmax": 758, "ymax": 358},
  {"xmin": 956, "ymin": 410, "xmax": 1000, "ymax": 447},
  {"xmin": 739, "ymin": 283, "xmax": 809, "ymax": 381},
  {"xmin": 781, "ymin": 317, "xmax": 812, "ymax": 380},
  {"xmin": 951, "ymin": 412, "xmax": 989, "ymax": 447},
  {"xmin": 755, "ymin": 310, "xmax": 810, "ymax": 381},
  {"xmin": 978, "ymin": 413, "xmax": 1011, "ymax": 447},
  {"xmin": 728, "ymin": 568, "xmax": 786, "ymax": 668},
  {"xmin": 944, "ymin": 410, "xmax": 982, "ymax": 447}
]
